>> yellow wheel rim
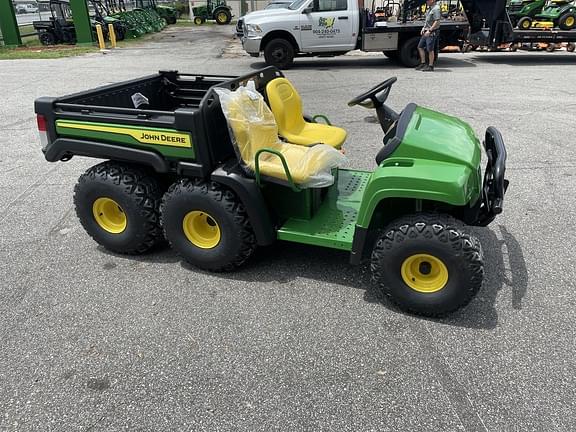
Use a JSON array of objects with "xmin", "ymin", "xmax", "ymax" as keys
[
  {"xmin": 183, "ymin": 210, "xmax": 221, "ymax": 249},
  {"xmin": 217, "ymin": 12, "xmax": 227, "ymax": 23},
  {"xmin": 521, "ymin": 20, "xmax": 530, "ymax": 29},
  {"xmin": 401, "ymin": 254, "xmax": 449, "ymax": 293},
  {"xmin": 566, "ymin": 16, "xmax": 575, "ymax": 27},
  {"xmin": 92, "ymin": 197, "xmax": 127, "ymax": 234},
  {"xmin": 194, "ymin": 17, "xmax": 202, "ymax": 25}
]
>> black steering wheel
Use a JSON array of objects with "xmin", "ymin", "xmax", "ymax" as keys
[{"xmin": 347, "ymin": 77, "xmax": 397, "ymax": 109}]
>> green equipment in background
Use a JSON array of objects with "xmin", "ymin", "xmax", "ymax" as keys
[{"xmin": 192, "ymin": 0, "xmax": 233, "ymax": 25}]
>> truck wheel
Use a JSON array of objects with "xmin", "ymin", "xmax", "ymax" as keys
[
  {"xmin": 559, "ymin": 13, "xmax": 576, "ymax": 30},
  {"xmin": 371, "ymin": 214, "xmax": 484, "ymax": 317},
  {"xmin": 214, "ymin": 8, "xmax": 232, "ymax": 25},
  {"xmin": 517, "ymin": 17, "xmax": 532, "ymax": 30},
  {"xmin": 398, "ymin": 36, "xmax": 420, "ymax": 68},
  {"xmin": 383, "ymin": 50, "xmax": 399, "ymax": 60},
  {"xmin": 264, "ymin": 38, "xmax": 295, "ymax": 69},
  {"xmin": 39, "ymin": 32, "xmax": 56, "ymax": 46},
  {"xmin": 74, "ymin": 162, "xmax": 164, "ymax": 255},
  {"xmin": 161, "ymin": 179, "xmax": 256, "ymax": 272}
]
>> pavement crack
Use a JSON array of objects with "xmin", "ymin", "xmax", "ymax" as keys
[{"xmin": 410, "ymin": 321, "xmax": 489, "ymax": 432}]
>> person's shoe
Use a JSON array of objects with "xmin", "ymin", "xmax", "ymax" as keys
[
  {"xmin": 415, "ymin": 63, "xmax": 426, "ymax": 70},
  {"xmin": 422, "ymin": 65, "xmax": 434, "ymax": 72}
]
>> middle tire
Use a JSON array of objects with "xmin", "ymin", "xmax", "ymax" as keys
[{"xmin": 161, "ymin": 179, "xmax": 257, "ymax": 272}]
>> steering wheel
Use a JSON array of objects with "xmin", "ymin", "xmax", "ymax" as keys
[{"xmin": 347, "ymin": 77, "xmax": 397, "ymax": 109}]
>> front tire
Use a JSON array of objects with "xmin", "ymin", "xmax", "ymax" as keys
[
  {"xmin": 264, "ymin": 38, "xmax": 295, "ymax": 69},
  {"xmin": 371, "ymin": 214, "xmax": 484, "ymax": 317},
  {"xmin": 517, "ymin": 17, "xmax": 532, "ymax": 30},
  {"xmin": 74, "ymin": 162, "xmax": 165, "ymax": 255},
  {"xmin": 194, "ymin": 16, "xmax": 205, "ymax": 25},
  {"xmin": 161, "ymin": 179, "xmax": 256, "ymax": 272}
]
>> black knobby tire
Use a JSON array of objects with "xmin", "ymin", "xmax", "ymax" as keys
[
  {"xmin": 214, "ymin": 8, "xmax": 232, "ymax": 25},
  {"xmin": 371, "ymin": 214, "xmax": 484, "ymax": 317},
  {"xmin": 74, "ymin": 162, "xmax": 164, "ymax": 255},
  {"xmin": 39, "ymin": 32, "xmax": 56, "ymax": 46},
  {"xmin": 194, "ymin": 16, "xmax": 204, "ymax": 25},
  {"xmin": 264, "ymin": 38, "xmax": 295, "ymax": 69},
  {"xmin": 161, "ymin": 179, "xmax": 257, "ymax": 272},
  {"xmin": 398, "ymin": 36, "xmax": 421, "ymax": 68},
  {"xmin": 558, "ymin": 12, "xmax": 576, "ymax": 30},
  {"xmin": 114, "ymin": 25, "xmax": 126, "ymax": 41},
  {"xmin": 517, "ymin": 17, "xmax": 532, "ymax": 30}
]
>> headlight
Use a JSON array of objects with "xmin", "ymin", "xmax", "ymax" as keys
[{"xmin": 246, "ymin": 24, "xmax": 262, "ymax": 35}]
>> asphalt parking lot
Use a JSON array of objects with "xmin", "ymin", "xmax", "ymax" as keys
[{"xmin": 1, "ymin": 25, "xmax": 576, "ymax": 431}]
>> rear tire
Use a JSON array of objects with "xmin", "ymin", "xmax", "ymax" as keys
[
  {"xmin": 264, "ymin": 38, "xmax": 295, "ymax": 69},
  {"xmin": 74, "ymin": 162, "xmax": 165, "ymax": 255},
  {"xmin": 371, "ymin": 214, "xmax": 484, "ymax": 317},
  {"xmin": 398, "ymin": 36, "xmax": 421, "ymax": 68},
  {"xmin": 383, "ymin": 50, "xmax": 399, "ymax": 59},
  {"xmin": 214, "ymin": 8, "xmax": 232, "ymax": 25},
  {"xmin": 161, "ymin": 179, "xmax": 257, "ymax": 272},
  {"xmin": 558, "ymin": 12, "xmax": 576, "ymax": 30}
]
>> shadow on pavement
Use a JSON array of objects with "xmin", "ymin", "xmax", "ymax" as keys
[
  {"xmin": 249, "ymin": 54, "xmax": 475, "ymax": 71},
  {"xmin": 473, "ymin": 53, "xmax": 576, "ymax": 66},
  {"xmin": 177, "ymin": 223, "xmax": 528, "ymax": 330}
]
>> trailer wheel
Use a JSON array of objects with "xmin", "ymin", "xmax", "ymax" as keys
[
  {"xmin": 214, "ymin": 8, "xmax": 232, "ymax": 25},
  {"xmin": 371, "ymin": 213, "xmax": 484, "ymax": 317},
  {"xmin": 398, "ymin": 36, "xmax": 421, "ymax": 68},
  {"xmin": 264, "ymin": 38, "xmax": 295, "ymax": 69},
  {"xmin": 161, "ymin": 179, "xmax": 256, "ymax": 272},
  {"xmin": 546, "ymin": 43, "xmax": 556, "ymax": 52},
  {"xmin": 39, "ymin": 31, "xmax": 56, "ymax": 46},
  {"xmin": 567, "ymin": 42, "xmax": 576, "ymax": 52},
  {"xmin": 517, "ymin": 17, "xmax": 532, "ymax": 30},
  {"xmin": 559, "ymin": 13, "xmax": 576, "ymax": 30},
  {"xmin": 74, "ymin": 162, "xmax": 165, "ymax": 255}
]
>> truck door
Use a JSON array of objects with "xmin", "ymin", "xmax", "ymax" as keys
[{"xmin": 299, "ymin": 0, "xmax": 357, "ymax": 51}]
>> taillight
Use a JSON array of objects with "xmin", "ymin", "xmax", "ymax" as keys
[{"xmin": 37, "ymin": 114, "xmax": 49, "ymax": 149}]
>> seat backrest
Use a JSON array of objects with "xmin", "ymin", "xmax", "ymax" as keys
[
  {"xmin": 265, "ymin": 78, "xmax": 306, "ymax": 136},
  {"xmin": 215, "ymin": 83, "xmax": 281, "ymax": 167}
]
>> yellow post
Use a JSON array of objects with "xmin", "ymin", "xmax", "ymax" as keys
[
  {"xmin": 108, "ymin": 23, "xmax": 117, "ymax": 49},
  {"xmin": 95, "ymin": 24, "xmax": 106, "ymax": 50}
]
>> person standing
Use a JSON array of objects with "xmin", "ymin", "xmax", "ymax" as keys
[{"xmin": 415, "ymin": 0, "xmax": 441, "ymax": 72}]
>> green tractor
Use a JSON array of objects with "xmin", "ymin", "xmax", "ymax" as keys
[
  {"xmin": 521, "ymin": 0, "xmax": 576, "ymax": 29},
  {"xmin": 193, "ymin": 0, "xmax": 233, "ymax": 25},
  {"xmin": 35, "ymin": 67, "xmax": 508, "ymax": 317},
  {"xmin": 507, "ymin": 0, "xmax": 546, "ymax": 29}
]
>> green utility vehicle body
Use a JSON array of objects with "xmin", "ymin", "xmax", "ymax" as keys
[{"xmin": 35, "ymin": 67, "xmax": 507, "ymax": 316}]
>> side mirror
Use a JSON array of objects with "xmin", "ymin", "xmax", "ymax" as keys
[{"xmin": 302, "ymin": 7, "xmax": 313, "ymax": 13}]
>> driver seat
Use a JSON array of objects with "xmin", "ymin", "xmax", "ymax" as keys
[{"xmin": 265, "ymin": 78, "xmax": 347, "ymax": 150}]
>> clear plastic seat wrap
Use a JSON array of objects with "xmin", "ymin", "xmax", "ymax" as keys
[{"xmin": 215, "ymin": 82, "xmax": 346, "ymax": 189}]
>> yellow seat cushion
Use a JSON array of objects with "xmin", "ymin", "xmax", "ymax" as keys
[
  {"xmin": 265, "ymin": 78, "xmax": 347, "ymax": 149},
  {"xmin": 215, "ymin": 83, "xmax": 345, "ymax": 188}
]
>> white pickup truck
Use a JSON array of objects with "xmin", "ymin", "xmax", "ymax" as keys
[{"xmin": 241, "ymin": 0, "xmax": 468, "ymax": 68}]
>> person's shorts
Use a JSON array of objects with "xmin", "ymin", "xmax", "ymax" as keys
[{"xmin": 418, "ymin": 33, "xmax": 438, "ymax": 52}]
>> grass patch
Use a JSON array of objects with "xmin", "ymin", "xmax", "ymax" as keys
[{"xmin": 0, "ymin": 44, "xmax": 97, "ymax": 60}]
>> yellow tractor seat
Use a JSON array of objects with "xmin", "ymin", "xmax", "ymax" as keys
[
  {"xmin": 265, "ymin": 78, "xmax": 347, "ymax": 150},
  {"xmin": 215, "ymin": 83, "xmax": 345, "ymax": 189}
]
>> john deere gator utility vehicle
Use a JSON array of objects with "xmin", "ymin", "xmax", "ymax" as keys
[
  {"xmin": 521, "ymin": 0, "xmax": 576, "ymax": 29},
  {"xmin": 507, "ymin": 0, "xmax": 546, "ymax": 28},
  {"xmin": 34, "ymin": 67, "xmax": 507, "ymax": 317},
  {"xmin": 193, "ymin": 0, "xmax": 233, "ymax": 25}
]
